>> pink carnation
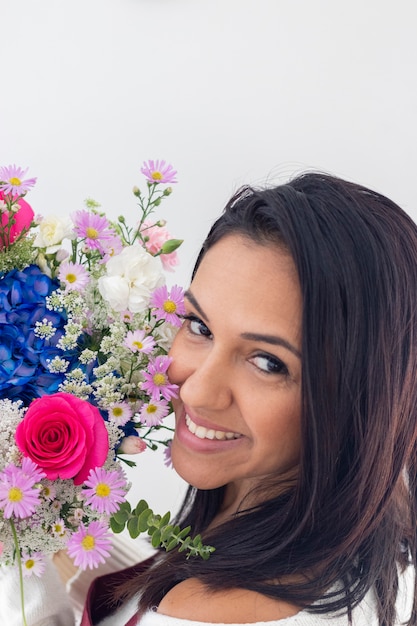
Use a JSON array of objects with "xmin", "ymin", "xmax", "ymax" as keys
[
  {"xmin": 140, "ymin": 220, "xmax": 179, "ymax": 272},
  {"xmin": 15, "ymin": 392, "xmax": 109, "ymax": 486}
]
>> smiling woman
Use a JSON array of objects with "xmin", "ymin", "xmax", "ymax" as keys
[{"xmin": 81, "ymin": 172, "xmax": 417, "ymax": 626}]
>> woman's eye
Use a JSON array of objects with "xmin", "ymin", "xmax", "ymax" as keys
[
  {"xmin": 183, "ymin": 315, "xmax": 212, "ymax": 338},
  {"xmin": 251, "ymin": 354, "xmax": 289, "ymax": 376}
]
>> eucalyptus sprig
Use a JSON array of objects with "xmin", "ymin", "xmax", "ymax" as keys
[{"xmin": 110, "ymin": 499, "xmax": 215, "ymax": 560}]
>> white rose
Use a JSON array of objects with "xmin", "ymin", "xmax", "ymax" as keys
[
  {"xmin": 98, "ymin": 245, "xmax": 165, "ymax": 313},
  {"xmin": 33, "ymin": 215, "xmax": 75, "ymax": 253}
]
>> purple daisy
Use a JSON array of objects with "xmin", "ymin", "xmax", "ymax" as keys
[
  {"xmin": 151, "ymin": 284, "xmax": 185, "ymax": 327},
  {"xmin": 141, "ymin": 160, "xmax": 178, "ymax": 184},
  {"xmin": 124, "ymin": 329, "xmax": 155, "ymax": 354},
  {"xmin": 66, "ymin": 520, "xmax": 112, "ymax": 570},
  {"xmin": 0, "ymin": 164, "xmax": 37, "ymax": 196},
  {"xmin": 58, "ymin": 260, "xmax": 90, "ymax": 292},
  {"xmin": 141, "ymin": 355, "xmax": 179, "ymax": 402},
  {"xmin": 108, "ymin": 402, "xmax": 133, "ymax": 426},
  {"xmin": 163, "ymin": 441, "xmax": 173, "ymax": 468},
  {"xmin": 21, "ymin": 552, "xmax": 46, "ymax": 578},
  {"xmin": 0, "ymin": 465, "xmax": 41, "ymax": 518},
  {"xmin": 83, "ymin": 467, "xmax": 127, "ymax": 515},
  {"xmin": 72, "ymin": 210, "xmax": 116, "ymax": 252},
  {"xmin": 139, "ymin": 398, "xmax": 170, "ymax": 426}
]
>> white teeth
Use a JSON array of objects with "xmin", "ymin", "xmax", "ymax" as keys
[{"xmin": 185, "ymin": 415, "xmax": 240, "ymax": 440}]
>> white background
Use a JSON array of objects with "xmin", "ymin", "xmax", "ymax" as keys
[{"xmin": 1, "ymin": 0, "xmax": 417, "ymax": 518}]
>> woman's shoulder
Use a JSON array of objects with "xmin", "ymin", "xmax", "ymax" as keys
[{"xmin": 156, "ymin": 577, "xmax": 302, "ymax": 623}]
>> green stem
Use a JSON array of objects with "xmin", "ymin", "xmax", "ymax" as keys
[{"xmin": 10, "ymin": 519, "xmax": 28, "ymax": 626}]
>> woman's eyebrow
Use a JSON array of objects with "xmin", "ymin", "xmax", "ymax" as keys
[
  {"xmin": 185, "ymin": 289, "xmax": 300, "ymax": 359},
  {"xmin": 184, "ymin": 290, "xmax": 209, "ymax": 321},
  {"xmin": 240, "ymin": 332, "xmax": 301, "ymax": 359}
]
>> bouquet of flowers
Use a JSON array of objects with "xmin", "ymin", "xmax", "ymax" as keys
[{"xmin": 0, "ymin": 161, "xmax": 213, "ymax": 623}]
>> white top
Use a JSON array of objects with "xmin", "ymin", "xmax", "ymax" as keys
[{"xmin": 97, "ymin": 565, "xmax": 415, "ymax": 626}]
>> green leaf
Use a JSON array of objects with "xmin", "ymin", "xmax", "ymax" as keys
[
  {"xmin": 138, "ymin": 508, "xmax": 153, "ymax": 533},
  {"xmin": 110, "ymin": 518, "xmax": 125, "ymax": 534},
  {"xmin": 151, "ymin": 529, "xmax": 162, "ymax": 548},
  {"xmin": 134, "ymin": 500, "xmax": 150, "ymax": 517},
  {"xmin": 127, "ymin": 516, "xmax": 141, "ymax": 539},
  {"xmin": 160, "ymin": 525, "xmax": 175, "ymax": 542},
  {"xmin": 166, "ymin": 538, "xmax": 180, "ymax": 551}
]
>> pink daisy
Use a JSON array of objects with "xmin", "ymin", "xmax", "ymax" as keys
[
  {"xmin": 108, "ymin": 402, "xmax": 133, "ymax": 426},
  {"xmin": 66, "ymin": 520, "xmax": 112, "ymax": 570},
  {"xmin": 0, "ymin": 164, "xmax": 37, "ymax": 196},
  {"xmin": 150, "ymin": 285, "xmax": 185, "ymax": 327},
  {"xmin": 99, "ymin": 233, "xmax": 123, "ymax": 262},
  {"xmin": 5, "ymin": 458, "xmax": 46, "ymax": 485},
  {"xmin": 51, "ymin": 518, "xmax": 67, "ymax": 538},
  {"xmin": 140, "ymin": 160, "xmax": 177, "ymax": 184},
  {"xmin": 72, "ymin": 210, "xmax": 116, "ymax": 252},
  {"xmin": 139, "ymin": 399, "xmax": 170, "ymax": 426},
  {"xmin": 124, "ymin": 329, "xmax": 155, "ymax": 354},
  {"xmin": 0, "ymin": 465, "xmax": 41, "ymax": 518},
  {"xmin": 83, "ymin": 467, "xmax": 127, "ymax": 515},
  {"xmin": 120, "ymin": 310, "xmax": 133, "ymax": 324},
  {"xmin": 141, "ymin": 355, "xmax": 179, "ymax": 402},
  {"xmin": 21, "ymin": 552, "xmax": 46, "ymax": 578},
  {"xmin": 58, "ymin": 261, "xmax": 90, "ymax": 292},
  {"xmin": 163, "ymin": 441, "xmax": 173, "ymax": 468}
]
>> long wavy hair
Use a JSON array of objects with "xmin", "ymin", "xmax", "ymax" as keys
[{"xmin": 119, "ymin": 173, "xmax": 417, "ymax": 625}]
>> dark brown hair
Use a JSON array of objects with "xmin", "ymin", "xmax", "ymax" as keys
[{"xmin": 119, "ymin": 173, "xmax": 417, "ymax": 625}]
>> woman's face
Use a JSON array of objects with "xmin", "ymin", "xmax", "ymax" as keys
[{"xmin": 169, "ymin": 234, "xmax": 302, "ymax": 507}]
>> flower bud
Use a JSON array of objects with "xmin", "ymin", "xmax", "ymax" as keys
[
  {"xmin": 132, "ymin": 186, "xmax": 141, "ymax": 197},
  {"xmin": 55, "ymin": 248, "xmax": 70, "ymax": 262},
  {"xmin": 160, "ymin": 238, "xmax": 183, "ymax": 254},
  {"xmin": 117, "ymin": 435, "xmax": 147, "ymax": 455},
  {"xmin": 163, "ymin": 187, "xmax": 173, "ymax": 196}
]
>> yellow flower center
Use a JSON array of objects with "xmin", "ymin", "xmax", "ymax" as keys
[
  {"xmin": 146, "ymin": 404, "xmax": 157, "ymax": 414},
  {"xmin": 112, "ymin": 407, "xmax": 123, "ymax": 417},
  {"xmin": 153, "ymin": 373, "xmax": 166, "ymax": 387},
  {"xmin": 96, "ymin": 483, "xmax": 111, "ymax": 498},
  {"xmin": 9, "ymin": 487, "xmax": 23, "ymax": 502},
  {"xmin": 163, "ymin": 300, "xmax": 177, "ymax": 314},
  {"xmin": 53, "ymin": 524, "xmax": 63, "ymax": 533},
  {"xmin": 25, "ymin": 559, "xmax": 35, "ymax": 570},
  {"xmin": 9, "ymin": 176, "xmax": 22, "ymax": 186},
  {"xmin": 81, "ymin": 535, "xmax": 95, "ymax": 551},
  {"xmin": 66, "ymin": 273, "xmax": 77, "ymax": 284},
  {"xmin": 86, "ymin": 227, "xmax": 99, "ymax": 239},
  {"xmin": 151, "ymin": 171, "xmax": 163, "ymax": 181},
  {"xmin": 133, "ymin": 341, "xmax": 143, "ymax": 350}
]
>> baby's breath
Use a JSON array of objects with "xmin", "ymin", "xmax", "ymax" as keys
[
  {"xmin": 34, "ymin": 318, "xmax": 57, "ymax": 339},
  {"xmin": 47, "ymin": 356, "xmax": 70, "ymax": 373}
]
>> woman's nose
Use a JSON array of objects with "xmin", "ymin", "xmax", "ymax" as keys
[{"xmin": 175, "ymin": 348, "xmax": 233, "ymax": 412}]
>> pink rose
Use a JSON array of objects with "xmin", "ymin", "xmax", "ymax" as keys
[
  {"xmin": 15, "ymin": 392, "xmax": 109, "ymax": 485},
  {"xmin": 0, "ymin": 192, "xmax": 34, "ymax": 248}
]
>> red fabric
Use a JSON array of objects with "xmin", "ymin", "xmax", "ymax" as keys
[{"xmin": 80, "ymin": 555, "xmax": 157, "ymax": 626}]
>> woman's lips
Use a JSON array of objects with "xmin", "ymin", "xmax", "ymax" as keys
[{"xmin": 185, "ymin": 414, "xmax": 241, "ymax": 441}]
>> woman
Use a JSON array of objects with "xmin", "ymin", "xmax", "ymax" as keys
[{"xmin": 82, "ymin": 172, "xmax": 417, "ymax": 625}]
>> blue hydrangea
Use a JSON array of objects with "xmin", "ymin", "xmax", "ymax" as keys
[{"xmin": 0, "ymin": 265, "xmax": 77, "ymax": 405}]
